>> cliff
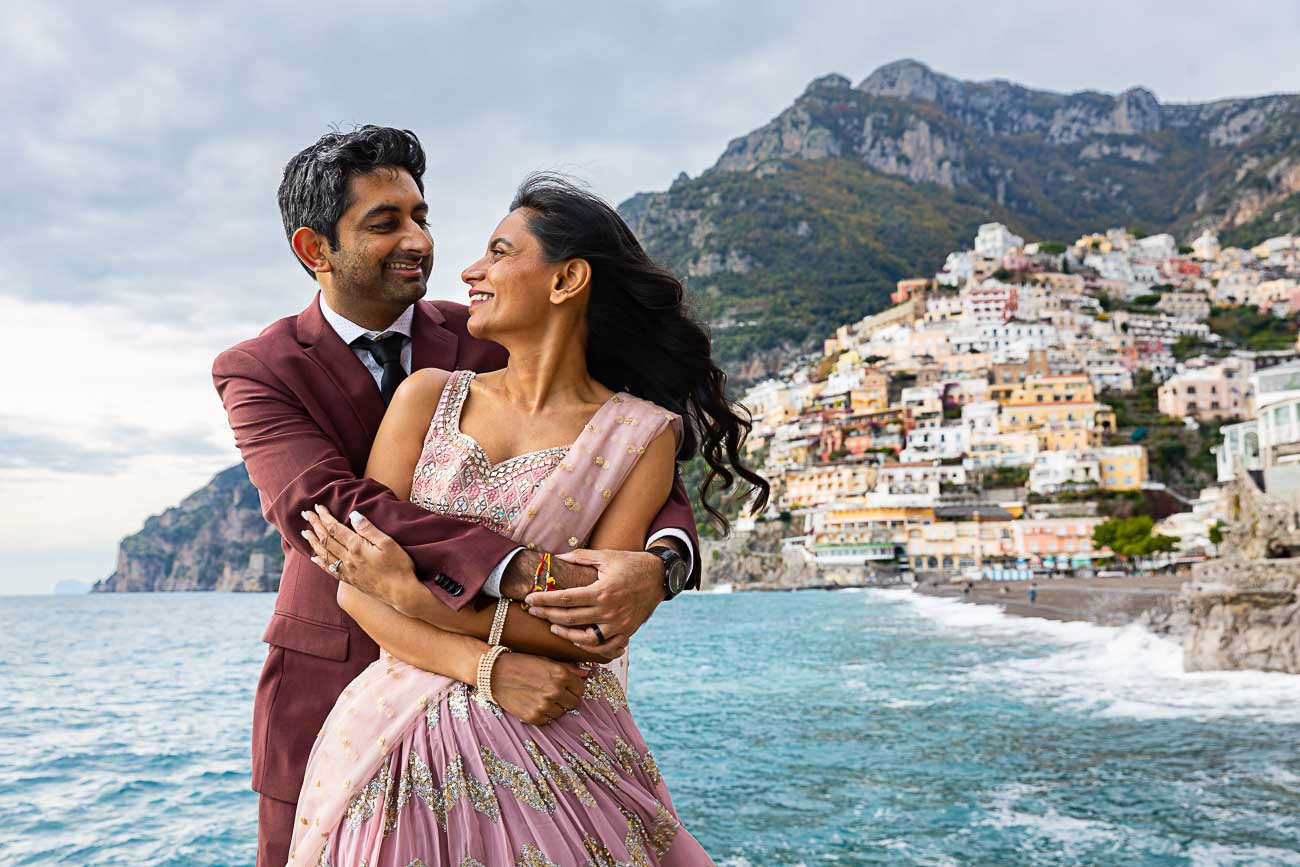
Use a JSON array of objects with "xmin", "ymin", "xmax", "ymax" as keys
[
  {"xmin": 623, "ymin": 59, "xmax": 1300, "ymax": 368},
  {"xmin": 93, "ymin": 464, "xmax": 282, "ymax": 593},
  {"xmin": 700, "ymin": 520, "xmax": 861, "ymax": 591},
  {"xmin": 1181, "ymin": 468, "xmax": 1300, "ymax": 673}
]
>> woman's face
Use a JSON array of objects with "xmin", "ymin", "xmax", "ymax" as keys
[{"xmin": 461, "ymin": 208, "xmax": 562, "ymax": 341}]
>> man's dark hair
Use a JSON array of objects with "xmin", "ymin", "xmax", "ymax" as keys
[{"xmin": 277, "ymin": 125, "xmax": 426, "ymax": 277}]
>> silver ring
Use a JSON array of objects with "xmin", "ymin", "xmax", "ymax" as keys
[
  {"xmin": 328, "ymin": 559, "xmax": 343, "ymax": 575},
  {"xmin": 591, "ymin": 624, "xmax": 606, "ymax": 644}
]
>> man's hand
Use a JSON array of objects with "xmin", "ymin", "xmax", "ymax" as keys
[
  {"xmin": 301, "ymin": 504, "xmax": 423, "ymax": 614},
  {"xmin": 523, "ymin": 549, "xmax": 664, "ymax": 657}
]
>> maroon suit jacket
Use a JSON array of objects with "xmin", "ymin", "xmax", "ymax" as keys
[{"xmin": 212, "ymin": 293, "xmax": 700, "ymax": 803}]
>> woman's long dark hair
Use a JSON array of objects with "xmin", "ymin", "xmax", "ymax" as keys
[{"xmin": 510, "ymin": 173, "xmax": 769, "ymax": 529}]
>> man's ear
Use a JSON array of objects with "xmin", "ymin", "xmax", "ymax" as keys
[
  {"xmin": 291, "ymin": 227, "xmax": 333, "ymax": 276},
  {"xmin": 550, "ymin": 259, "xmax": 591, "ymax": 304}
]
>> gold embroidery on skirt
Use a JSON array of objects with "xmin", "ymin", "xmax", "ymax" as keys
[
  {"xmin": 524, "ymin": 740, "xmax": 596, "ymax": 807},
  {"xmin": 515, "ymin": 843, "xmax": 561, "ymax": 867},
  {"xmin": 480, "ymin": 745, "xmax": 557, "ymax": 814},
  {"xmin": 582, "ymin": 667, "xmax": 628, "ymax": 713}
]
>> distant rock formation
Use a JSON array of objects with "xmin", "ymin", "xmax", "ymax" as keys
[
  {"xmin": 1183, "ymin": 466, "xmax": 1300, "ymax": 673},
  {"xmin": 624, "ymin": 58, "xmax": 1300, "ymax": 369},
  {"xmin": 93, "ymin": 464, "xmax": 282, "ymax": 593},
  {"xmin": 700, "ymin": 520, "xmax": 857, "ymax": 591}
]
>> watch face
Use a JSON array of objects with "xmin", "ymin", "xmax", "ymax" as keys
[{"xmin": 667, "ymin": 561, "xmax": 689, "ymax": 594}]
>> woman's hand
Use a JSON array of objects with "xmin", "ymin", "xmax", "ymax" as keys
[
  {"xmin": 302, "ymin": 504, "xmax": 421, "ymax": 613},
  {"xmin": 489, "ymin": 653, "xmax": 590, "ymax": 725}
]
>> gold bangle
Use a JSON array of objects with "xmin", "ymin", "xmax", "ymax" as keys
[
  {"xmin": 488, "ymin": 597, "xmax": 510, "ymax": 647},
  {"xmin": 476, "ymin": 645, "xmax": 511, "ymax": 705}
]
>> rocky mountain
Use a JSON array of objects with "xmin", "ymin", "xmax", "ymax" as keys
[
  {"xmin": 621, "ymin": 59, "xmax": 1300, "ymax": 368},
  {"xmin": 103, "ymin": 60, "xmax": 1300, "ymax": 592},
  {"xmin": 93, "ymin": 464, "xmax": 282, "ymax": 593}
]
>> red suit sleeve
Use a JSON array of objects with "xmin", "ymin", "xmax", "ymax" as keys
[
  {"xmin": 649, "ymin": 475, "xmax": 703, "ymax": 589},
  {"xmin": 212, "ymin": 347, "xmax": 517, "ymax": 609}
]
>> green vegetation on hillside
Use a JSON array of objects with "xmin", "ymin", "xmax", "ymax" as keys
[
  {"xmin": 623, "ymin": 159, "xmax": 1015, "ymax": 366},
  {"xmin": 1220, "ymin": 191, "xmax": 1300, "ymax": 248},
  {"xmin": 1206, "ymin": 306, "xmax": 1299, "ymax": 351},
  {"xmin": 1103, "ymin": 370, "xmax": 1226, "ymax": 495}
]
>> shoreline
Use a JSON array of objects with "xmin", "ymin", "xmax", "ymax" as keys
[{"xmin": 911, "ymin": 573, "xmax": 1188, "ymax": 625}]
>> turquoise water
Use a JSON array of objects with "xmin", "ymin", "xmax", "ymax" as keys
[{"xmin": 2, "ymin": 590, "xmax": 1298, "ymax": 865}]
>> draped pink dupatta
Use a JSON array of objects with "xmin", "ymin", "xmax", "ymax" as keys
[{"xmin": 288, "ymin": 376, "xmax": 683, "ymax": 866}]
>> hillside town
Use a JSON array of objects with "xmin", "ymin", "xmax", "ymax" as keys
[{"xmin": 741, "ymin": 222, "xmax": 1300, "ymax": 583}]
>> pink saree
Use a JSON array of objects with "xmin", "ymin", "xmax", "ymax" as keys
[{"xmin": 287, "ymin": 371, "xmax": 714, "ymax": 867}]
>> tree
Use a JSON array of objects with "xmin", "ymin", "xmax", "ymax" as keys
[{"xmin": 1093, "ymin": 516, "xmax": 1179, "ymax": 571}]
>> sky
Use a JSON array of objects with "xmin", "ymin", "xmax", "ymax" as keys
[{"xmin": 3, "ymin": 0, "xmax": 1299, "ymax": 595}]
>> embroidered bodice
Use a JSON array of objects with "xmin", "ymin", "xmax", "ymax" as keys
[{"xmin": 410, "ymin": 370, "xmax": 568, "ymax": 537}]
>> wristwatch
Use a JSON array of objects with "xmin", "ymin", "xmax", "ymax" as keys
[{"xmin": 649, "ymin": 545, "xmax": 689, "ymax": 600}]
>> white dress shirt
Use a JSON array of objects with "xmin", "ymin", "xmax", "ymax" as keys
[{"xmin": 317, "ymin": 296, "xmax": 694, "ymax": 596}]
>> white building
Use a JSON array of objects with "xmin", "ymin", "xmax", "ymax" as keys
[
  {"xmin": 1191, "ymin": 230, "xmax": 1220, "ymax": 261},
  {"xmin": 1029, "ymin": 450, "xmax": 1101, "ymax": 495},
  {"xmin": 1216, "ymin": 362, "xmax": 1300, "ymax": 505},
  {"xmin": 974, "ymin": 223, "xmax": 1025, "ymax": 261},
  {"xmin": 1133, "ymin": 233, "xmax": 1177, "ymax": 260},
  {"xmin": 900, "ymin": 424, "xmax": 970, "ymax": 462},
  {"xmin": 936, "ymin": 251, "xmax": 975, "ymax": 287}
]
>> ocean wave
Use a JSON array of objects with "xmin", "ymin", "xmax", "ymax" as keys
[{"xmin": 873, "ymin": 589, "xmax": 1300, "ymax": 725}]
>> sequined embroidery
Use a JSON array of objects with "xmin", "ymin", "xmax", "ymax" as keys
[
  {"xmin": 525, "ymin": 740, "xmax": 596, "ymax": 807},
  {"xmin": 583, "ymin": 666, "xmax": 628, "ymax": 713},
  {"xmin": 409, "ymin": 372, "xmax": 567, "ymax": 536},
  {"xmin": 480, "ymin": 744, "xmax": 556, "ymax": 814},
  {"xmin": 344, "ymin": 765, "xmax": 392, "ymax": 829},
  {"xmin": 402, "ymin": 752, "xmax": 501, "ymax": 829},
  {"xmin": 448, "ymin": 683, "xmax": 471, "ymax": 721},
  {"xmin": 515, "ymin": 844, "xmax": 561, "ymax": 867}
]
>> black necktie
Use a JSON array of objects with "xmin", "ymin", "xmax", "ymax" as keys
[{"xmin": 351, "ymin": 333, "xmax": 408, "ymax": 406}]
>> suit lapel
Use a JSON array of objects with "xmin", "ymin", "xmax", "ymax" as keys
[
  {"xmin": 297, "ymin": 294, "xmax": 387, "ymax": 443},
  {"xmin": 411, "ymin": 301, "xmax": 458, "ymax": 373}
]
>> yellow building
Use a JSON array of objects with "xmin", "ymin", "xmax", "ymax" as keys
[
  {"xmin": 812, "ymin": 502, "xmax": 936, "ymax": 545},
  {"xmin": 1100, "ymin": 445, "xmax": 1148, "ymax": 491},
  {"xmin": 1000, "ymin": 401, "xmax": 1116, "ymax": 436},
  {"xmin": 967, "ymin": 432, "xmax": 1040, "ymax": 467},
  {"xmin": 783, "ymin": 462, "xmax": 878, "ymax": 508},
  {"xmin": 850, "ymin": 370, "xmax": 890, "ymax": 413},
  {"xmin": 905, "ymin": 519, "xmax": 1016, "ymax": 573},
  {"xmin": 1038, "ymin": 423, "xmax": 1100, "ymax": 451},
  {"xmin": 1003, "ymin": 373, "xmax": 1097, "ymax": 407}
]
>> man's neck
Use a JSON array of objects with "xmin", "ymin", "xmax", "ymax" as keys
[{"xmin": 320, "ymin": 290, "xmax": 409, "ymax": 332}]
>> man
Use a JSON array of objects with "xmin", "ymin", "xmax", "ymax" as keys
[{"xmin": 212, "ymin": 126, "xmax": 699, "ymax": 867}]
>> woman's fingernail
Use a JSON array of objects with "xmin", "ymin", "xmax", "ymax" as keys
[
  {"xmin": 300, "ymin": 510, "xmax": 312, "ymax": 521},
  {"xmin": 348, "ymin": 511, "xmax": 365, "ymax": 526},
  {"xmin": 313, "ymin": 503, "xmax": 324, "ymax": 513},
  {"xmin": 301, "ymin": 530, "xmax": 312, "ymax": 540}
]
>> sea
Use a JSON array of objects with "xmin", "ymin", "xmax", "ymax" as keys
[{"xmin": 2, "ymin": 589, "xmax": 1298, "ymax": 866}]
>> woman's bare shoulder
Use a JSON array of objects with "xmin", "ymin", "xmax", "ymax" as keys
[{"xmin": 386, "ymin": 368, "xmax": 455, "ymax": 427}]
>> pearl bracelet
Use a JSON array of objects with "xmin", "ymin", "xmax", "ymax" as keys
[
  {"xmin": 476, "ymin": 645, "xmax": 511, "ymax": 705},
  {"xmin": 488, "ymin": 596, "xmax": 510, "ymax": 647}
]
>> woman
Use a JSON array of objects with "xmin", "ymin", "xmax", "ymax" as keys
[{"xmin": 290, "ymin": 174, "xmax": 768, "ymax": 866}]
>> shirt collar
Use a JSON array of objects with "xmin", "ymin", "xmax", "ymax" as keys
[{"xmin": 318, "ymin": 294, "xmax": 415, "ymax": 345}]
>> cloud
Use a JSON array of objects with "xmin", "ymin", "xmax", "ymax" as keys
[
  {"xmin": 0, "ymin": 417, "xmax": 228, "ymax": 475},
  {"xmin": 3, "ymin": 0, "xmax": 1299, "ymax": 593}
]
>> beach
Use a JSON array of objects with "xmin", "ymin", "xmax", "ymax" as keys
[{"xmin": 914, "ymin": 572, "xmax": 1189, "ymax": 625}]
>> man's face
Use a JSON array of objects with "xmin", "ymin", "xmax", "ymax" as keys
[{"xmin": 325, "ymin": 168, "xmax": 433, "ymax": 305}]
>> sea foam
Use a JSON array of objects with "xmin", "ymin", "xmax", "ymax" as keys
[{"xmin": 870, "ymin": 589, "xmax": 1300, "ymax": 725}]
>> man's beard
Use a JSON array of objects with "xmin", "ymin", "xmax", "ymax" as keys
[{"xmin": 330, "ymin": 247, "xmax": 429, "ymax": 306}]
